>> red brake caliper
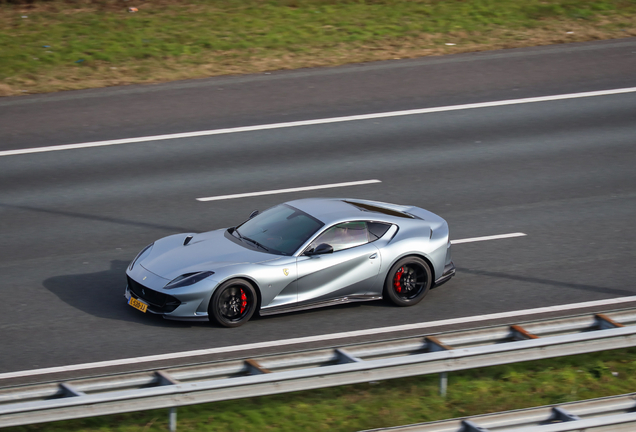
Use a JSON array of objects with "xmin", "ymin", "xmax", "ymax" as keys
[
  {"xmin": 393, "ymin": 267, "xmax": 404, "ymax": 293},
  {"xmin": 239, "ymin": 288, "xmax": 247, "ymax": 314}
]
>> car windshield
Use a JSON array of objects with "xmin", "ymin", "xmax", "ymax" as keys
[{"xmin": 235, "ymin": 204, "xmax": 324, "ymax": 255}]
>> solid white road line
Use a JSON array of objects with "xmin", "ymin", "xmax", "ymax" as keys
[
  {"xmin": 451, "ymin": 232, "xmax": 527, "ymax": 244},
  {"xmin": 196, "ymin": 180, "xmax": 382, "ymax": 201},
  {"xmin": 2, "ymin": 295, "xmax": 636, "ymax": 380},
  {"xmin": 2, "ymin": 87, "xmax": 636, "ymax": 158}
]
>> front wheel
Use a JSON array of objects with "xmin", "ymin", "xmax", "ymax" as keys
[
  {"xmin": 384, "ymin": 257, "xmax": 432, "ymax": 307},
  {"xmin": 209, "ymin": 279, "xmax": 257, "ymax": 327}
]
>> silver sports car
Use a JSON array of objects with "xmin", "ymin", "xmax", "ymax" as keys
[{"xmin": 125, "ymin": 198, "xmax": 455, "ymax": 327}]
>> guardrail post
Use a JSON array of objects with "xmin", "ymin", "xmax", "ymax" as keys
[
  {"xmin": 169, "ymin": 407, "xmax": 177, "ymax": 432},
  {"xmin": 245, "ymin": 359, "xmax": 272, "ymax": 374},
  {"xmin": 462, "ymin": 419, "xmax": 490, "ymax": 431},
  {"xmin": 426, "ymin": 336, "xmax": 452, "ymax": 398},
  {"xmin": 335, "ymin": 349, "xmax": 363, "ymax": 364},
  {"xmin": 596, "ymin": 313, "xmax": 625, "ymax": 330},
  {"xmin": 440, "ymin": 372, "xmax": 448, "ymax": 397}
]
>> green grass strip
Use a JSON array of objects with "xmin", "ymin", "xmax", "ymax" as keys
[
  {"xmin": 6, "ymin": 347, "xmax": 636, "ymax": 431},
  {"xmin": 1, "ymin": 0, "xmax": 636, "ymax": 95}
]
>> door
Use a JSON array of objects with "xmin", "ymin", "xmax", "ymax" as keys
[{"xmin": 295, "ymin": 221, "xmax": 382, "ymax": 304}]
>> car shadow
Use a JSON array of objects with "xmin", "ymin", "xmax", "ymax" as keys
[
  {"xmin": 42, "ymin": 260, "xmax": 208, "ymax": 328},
  {"xmin": 456, "ymin": 267, "xmax": 634, "ymax": 297}
]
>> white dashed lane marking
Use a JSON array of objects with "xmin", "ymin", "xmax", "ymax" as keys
[
  {"xmin": 196, "ymin": 180, "xmax": 382, "ymax": 201},
  {"xmin": 451, "ymin": 232, "xmax": 527, "ymax": 244}
]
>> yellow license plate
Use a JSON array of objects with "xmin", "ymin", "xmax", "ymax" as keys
[{"xmin": 129, "ymin": 297, "xmax": 148, "ymax": 313}]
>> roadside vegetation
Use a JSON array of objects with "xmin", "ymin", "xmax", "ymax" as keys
[
  {"xmin": 7, "ymin": 348, "xmax": 636, "ymax": 431},
  {"xmin": 1, "ymin": 0, "xmax": 635, "ymax": 96}
]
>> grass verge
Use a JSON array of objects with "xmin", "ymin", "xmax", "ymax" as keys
[
  {"xmin": 6, "ymin": 347, "xmax": 636, "ymax": 431},
  {"xmin": 1, "ymin": 0, "xmax": 636, "ymax": 96}
]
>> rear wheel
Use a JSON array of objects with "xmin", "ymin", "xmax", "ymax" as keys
[
  {"xmin": 384, "ymin": 257, "xmax": 432, "ymax": 307},
  {"xmin": 209, "ymin": 279, "xmax": 257, "ymax": 327}
]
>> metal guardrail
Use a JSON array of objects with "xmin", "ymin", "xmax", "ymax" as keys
[
  {"xmin": 1, "ymin": 308, "xmax": 636, "ymax": 429},
  {"xmin": 362, "ymin": 392, "xmax": 636, "ymax": 431}
]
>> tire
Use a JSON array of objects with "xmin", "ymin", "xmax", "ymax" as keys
[
  {"xmin": 384, "ymin": 257, "xmax": 432, "ymax": 307},
  {"xmin": 209, "ymin": 279, "xmax": 258, "ymax": 327}
]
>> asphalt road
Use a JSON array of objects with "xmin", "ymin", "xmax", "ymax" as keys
[{"xmin": 1, "ymin": 38, "xmax": 635, "ymax": 378}]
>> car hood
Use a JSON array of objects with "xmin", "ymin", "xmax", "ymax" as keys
[{"xmin": 140, "ymin": 229, "xmax": 281, "ymax": 281}]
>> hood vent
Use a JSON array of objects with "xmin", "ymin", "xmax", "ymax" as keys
[{"xmin": 183, "ymin": 235, "xmax": 193, "ymax": 246}]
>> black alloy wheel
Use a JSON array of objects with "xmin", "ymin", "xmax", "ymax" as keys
[
  {"xmin": 209, "ymin": 279, "xmax": 257, "ymax": 327},
  {"xmin": 384, "ymin": 257, "xmax": 432, "ymax": 307}
]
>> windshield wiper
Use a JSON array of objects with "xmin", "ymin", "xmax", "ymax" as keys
[{"xmin": 241, "ymin": 236, "xmax": 270, "ymax": 252}]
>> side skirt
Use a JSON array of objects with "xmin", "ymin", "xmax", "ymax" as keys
[{"xmin": 259, "ymin": 295, "xmax": 383, "ymax": 317}]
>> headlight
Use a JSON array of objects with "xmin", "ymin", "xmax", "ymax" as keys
[
  {"xmin": 129, "ymin": 243, "xmax": 154, "ymax": 271},
  {"xmin": 164, "ymin": 271, "xmax": 214, "ymax": 289}
]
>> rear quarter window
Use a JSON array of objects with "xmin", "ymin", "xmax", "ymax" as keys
[{"xmin": 368, "ymin": 222, "xmax": 392, "ymax": 240}]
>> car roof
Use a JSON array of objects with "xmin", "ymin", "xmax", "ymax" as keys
[{"xmin": 285, "ymin": 198, "xmax": 415, "ymax": 225}]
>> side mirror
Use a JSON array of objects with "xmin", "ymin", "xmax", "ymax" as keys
[
  {"xmin": 306, "ymin": 243, "xmax": 333, "ymax": 256},
  {"xmin": 248, "ymin": 210, "xmax": 259, "ymax": 219}
]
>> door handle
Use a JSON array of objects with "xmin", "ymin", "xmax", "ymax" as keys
[{"xmin": 369, "ymin": 253, "xmax": 377, "ymax": 259}]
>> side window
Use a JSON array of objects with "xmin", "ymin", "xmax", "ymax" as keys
[
  {"xmin": 368, "ymin": 222, "xmax": 392, "ymax": 241},
  {"xmin": 307, "ymin": 221, "xmax": 369, "ymax": 253}
]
